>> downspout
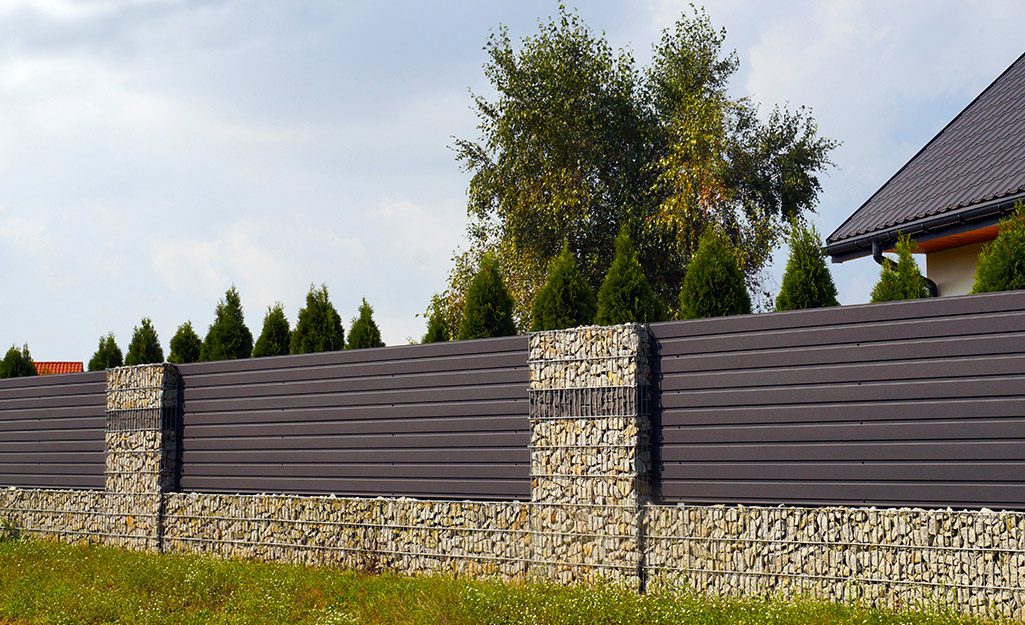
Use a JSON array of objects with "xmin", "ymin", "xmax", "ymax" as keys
[{"xmin": 872, "ymin": 239, "xmax": 939, "ymax": 297}]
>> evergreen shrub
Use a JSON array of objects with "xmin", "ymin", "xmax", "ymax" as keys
[
  {"xmin": 0, "ymin": 344, "xmax": 36, "ymax": 379},
  {"xmin": 200, "ymin": 286, "xmax": 253, "ymax": 361},
  {"xmin": 971, "ymin": 201, "xmax": 1025, "ymax": 294},
  {"xmin": 347, "ymin": 298, "xmax": 385, "ymax": 349},
  {"xmin": 530, "ymin": 243, "xmax": 596, "ymax": 331},
  {"xmin": 88, "ymin": 333, "xmax": 123, "ymax": 371},
  {"xmin": 594, "ymin": 227, "xmax": 664, "ymax": 325},
  {"xmin": 456, "ymin": 254, "xmax": 517, "ymax": 340},
  {"xmin": 252, "ymin": 304, "xmax": 291, "ymax": 358},
  {"xmin": 290, "ymin": 284, "xmax": 345, "ymax": 354},
  {"xmin": 775, "ymin": 224, "xmax": 839, "ymax": 311},
  {"xmin": 870, "ymin": 234, "xmax": 929, "ymax": 303},
  {"xmin": 125, "ymin": 318, "xmax": 164, "ymax": 365},
  {"xmin": 168, "ymin": 322, "xmax": 201, "ymax": 364}
]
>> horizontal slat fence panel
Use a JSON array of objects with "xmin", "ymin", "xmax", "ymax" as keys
[
  {"xmin": 177, "ymin": 335, "xmax": 530, "ymax": 500},
  {"xmin": 0, "ymin": 371, "xmax": 106, "ymax": 489},
  {"xmin": 650, "ymin": 290, "xmax": 1025, "ymax": 509}
]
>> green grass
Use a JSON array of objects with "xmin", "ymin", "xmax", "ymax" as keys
[{"xmin": 0, "ymin": 537, "xmax": 1009, "ymax": 625}]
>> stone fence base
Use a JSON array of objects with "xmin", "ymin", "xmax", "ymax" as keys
[{"xmin": 3, "ymin": 487, "xmax": 1025, "ymax": 619}]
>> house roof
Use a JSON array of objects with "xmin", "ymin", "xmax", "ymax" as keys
[
  {"xmin": 826, "ymin": 51, "xmax": 1025, "ymax": 262},
  {"xmin": 34, "ymin": 361, "xmax": 84, "ymax": 375}
]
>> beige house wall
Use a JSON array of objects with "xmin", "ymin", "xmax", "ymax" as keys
[{"xmin": 926, "ymin": 241, "xmax": 985, "ymax": 296}]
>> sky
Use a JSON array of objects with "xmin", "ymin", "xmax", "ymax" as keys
[{"xmin": 1, "ymin": 0, "xmax": 1023, "ymax": 363}]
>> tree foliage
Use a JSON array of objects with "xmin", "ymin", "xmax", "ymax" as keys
[
  {"xmin": 201, "ymin": 286, "xmax": 253, "ymax": 361},
  {"xmin": 443, "ymin": 7, "xmax": 836, "ymax": 328},
  {"xmin": 678, "ymin": 228, "xmax": 751, "ymax": 319},
  {"xmin": 0, "ymin": 344, "xmax": 36, "ymax": 379},
  {"xmin": 290, "ymin": 284, "xmax": 344, "ymax": 354},
  {"xmin": 422, "ymin": 294, "xmax": 451, "ymax": 343},
  {"xmin": 594, "ymin": 227, "xmax": 665, "ymax": 325},
  {"xmin": 456, "ymin": 254, "xmax": 518, "ymax": 340},
  {"xmin": 774, "ymin": 224, "xmax": 839, "ymax": 311},
  {"xmin": 347, "ymin": 298, "xmax": 385, "ymax": 350},
  {"xmin": 168, "ymin": 322, "xmax": 201, "ymax": 364},
  {"xmin": 88, "ymin": 333, "xmax": 123, "ymax": 371},
  {"xmin": 971, "ymin": 202, "xmax": 1025, "ymax": 294},
  {"xmin": 125, "ymin": 318, "xmax": 164, "ymax": 366},
  {"xmin": 530, "ymin": 242, "xmax": 597, "ymax": 331},
  {"xmin": 252, "ymin": 304, "xmax": 292, "ymax": 358},
  {"xmin": 870, "ymin": 234, "xmax": 929, "ymax": 303}
]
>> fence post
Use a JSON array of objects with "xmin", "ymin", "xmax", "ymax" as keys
[
  {"xmin": 104, "ymin": 363, "xmax": 180, "ymax": 551},
  {"xmin": 528, "ymin": 324, "xmax": 651, "ymax": 588}
]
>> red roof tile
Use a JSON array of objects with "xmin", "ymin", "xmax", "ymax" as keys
[{"xmin": 34, "ymin": 361, "xmax": 85, "ymax": 375}]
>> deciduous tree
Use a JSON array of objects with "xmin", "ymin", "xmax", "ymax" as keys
[{"xmin": 443, "ymin": 7, "xmax": 836, "ymax": 328}]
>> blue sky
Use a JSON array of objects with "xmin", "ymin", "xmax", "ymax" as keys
[{"xmin": 1, "ymin": 0, "xmax": 1022, "ymax": 362}]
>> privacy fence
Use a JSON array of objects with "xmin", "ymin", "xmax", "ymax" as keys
[{"xmin": 4, "ymin": 291, "xmax": 1025, "ymax": 618}]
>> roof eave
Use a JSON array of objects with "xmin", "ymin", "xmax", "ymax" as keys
[{"xmin": 825, "ymin": 194, "xmax": 1025, "ymax": 263}]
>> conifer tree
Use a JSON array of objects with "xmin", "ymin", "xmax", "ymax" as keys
[
  {"xmin": 422, "ymin": 294, "xmax": 451, "ymax": 343},
  {"xmin": 200, "ymin": 286, "xmax": 253, "ymax": 361},
  {"xmin": 290, "ymin": 284, "xmax": 345, "ymax": 354},
  {"xmin": 971, "ymin": 202, "xmax": 1025, "ymax": 294},
  {"xmin": 594, "ymin": 227, "xmax": 665, "ymax": 325},
  {"xmin": 530, "ymin": 242, "xmax": 597, "ymax": 331},
  {"xmin": 870, "ymin": 234, "xmax": 929, "ymax": 303},
  {"xmin": 252, "ymin": 303, "xmax": 292, "ymax": 358},
  {"xmin": 168, "ymin": 322, "xmax": 201, "ymax": 364},
  {"xmin": 347, "ymin": 298, "xmax": 386, "ymax": 350},
  {"xmin": 88, "ymin": 333, "xmax": 123, "ymax": 371},
  {"xmin": 679, "ymin": 228, "xmax": 751, "ymax": 319},
  {"xmin": 125, "ymin": 317, "xmax": 164, "ymax": 365},
  {"xmin": 0, "ymin": 344, "xmax": 37, "ymax": 378},
  {"xmin": 456, "ymin": 254, "xmax": 518, "ymax": 340},
  {"xmin": 775, "ymin": 224, "xmax": 839, "ymax": 311}
]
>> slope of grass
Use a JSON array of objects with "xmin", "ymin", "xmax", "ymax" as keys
[{"xmin": 0, "ymin": 538, "xmax": 1009, "ymax": 625}]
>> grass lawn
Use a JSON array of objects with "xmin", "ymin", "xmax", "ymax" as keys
[{"xmin": 0, "ymin": 537, "xmax": 1010, "ymax": 625}]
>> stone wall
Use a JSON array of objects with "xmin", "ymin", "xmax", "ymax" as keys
[
  {"xmin": 0, "ymin": 487, "xmax": 106, "ymax": 543},
  {"xmin": 528, "ymin": 324, "xmax": 650, "ymax": 587},
  {"xmin": 645, "ymin": 503, "xmax": 1025, "ymax": 619},
  {"xmin": 163, "ymin": 493, "xmax": 530, "ymax": 579}
]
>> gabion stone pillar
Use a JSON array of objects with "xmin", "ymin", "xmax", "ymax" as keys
[
  {"xmin": 528, "ymin": 324, "xmax": 650, "ymax": 588},
  {"xmin": 104, "ymin": 364, "xmax": 179, "ymax": 551}
]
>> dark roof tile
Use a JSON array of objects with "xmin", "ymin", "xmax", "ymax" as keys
[{"xmin": 828, "ymin": 52, "xmax": 1025, "ymax": 250}]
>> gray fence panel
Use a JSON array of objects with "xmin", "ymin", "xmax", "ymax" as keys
[
  {"xmin": 651, "ymin": 290, "xmax": 1025, "ymax": 509},
  {"xmin": 0, "ymin": 371, "xmax": 106, "ymax": 489},
  {"xmin": 177, "ymin": 335, "xmax": 530, "ymax": 500}
]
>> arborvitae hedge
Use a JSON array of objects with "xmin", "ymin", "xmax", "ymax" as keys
[
  {"xmin": 422, "ymin": 295, "xmax": 450, "ymax": 343},
  {"xmin": 775, "ymin": 224, "xmax": 839, "ymax": 311},
  {"xmin": 530, "ymin": 242, "xmax": 596, "ymax": 331},
  {"xmin": 125, "ymin": 318, "xmax": 164, "ymax": 366},
  {"xmin": 252, "ymin": 303, "xmax": 291, "ymax": 358},
  {"xmin": 456, "ymin": 254, "xmax": 517, "ymax": 340},
  {"xmin": 972, "ymin": 201, "xmax": 1025, "ymax": 294},
  {"xmin": 870, "ymin": 234, "xmax": 929, "ymax": 303},
  {"xmin": 678, "ymin": 229, "xmax": 751, "ymax": 320},
  {"xmin": 290, "ymin": 284, "xmax": 345, "ymax": 354},
  {"xmin": 88, "ymin": 333, "xmax": 123, "ymax": 371},
  {"xmin": 347, "ymin": 298, "xmax": 385, "ymax": 350},
  {"xmin": 168, "ymin": 322, "xmax": 201, "ymax": 364},
  {"xmin": 0, "ymin": 344, "xmax": 36, "ymax": 378},
  {"xmin": 200, "ymin": 286, "xmax": 253, "ymax": 361},
  {"xmin": 594, "ymin": 227, "xmax": 665, "ymax": 325}
]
